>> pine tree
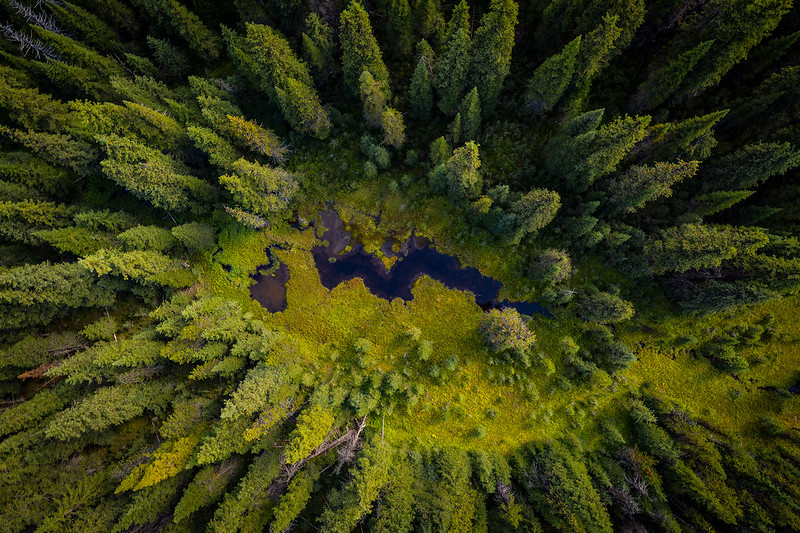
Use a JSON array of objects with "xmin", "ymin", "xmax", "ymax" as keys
[
  {"xmin": 459, "ymin": 87, "xmax": 481, "ymax": 141},
  {"xmin": 468, "ymin": 0, "xmax": 518, "ymax": 114},
  {"xmin": 339, "ymin": 1, "xmax": 389, "ymax": 96},
  {"xmin": 631, "ymin": 40, "xmax": 715, "ymax": 112},
  {"xmin": 434, "ymin": 27, "xmax": 471, "ymax": 115},
  {"xmin": 409, "ymin": 55, "xmax": 433, "ymax": 120},
  {"xmin": 524, "ymin": 35, "xmax": 581, "ymax": 115},
  {"xmin": 387, "ymin": 0, "xmax": 414, "ymax": 58},
  {"xmin": 607, "ymin": 160, "xmax": 700, "ymax": 212},
  {"xmin": 274, "ymin": 77, "xmax": 332, "ymax": 139}
]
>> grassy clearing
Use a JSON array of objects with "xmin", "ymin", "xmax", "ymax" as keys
[{"xmin": 200, "ymin": 169, "xmax": 800, "ymax": 453}]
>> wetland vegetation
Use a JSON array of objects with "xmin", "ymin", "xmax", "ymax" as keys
[{"xmin": 0, "ymin": 0, "xmax": 799, "ymax": 531}]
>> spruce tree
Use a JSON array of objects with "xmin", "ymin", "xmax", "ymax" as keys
[
  {"xmin": 434, "ymin": 27, "xmax": 471, "ymax": 115},
  {"xmin": 274, "ymin": 78, "xmax": 332, "ymax": 140},
  {"xmin": 380, "ymin": 107, "xmax": 406, "ymax": 149},
  {"xmin": 691, "ymin": 190, "xmax": 755, "ymax": 217},
  {"xmin": 302, "ymin": 13, "xmax": 335, "ymax": 81},
  {"xmin": 387, "ymin": 0, "xmax": 414, "ymax": 58},
  {"xmin": 572, "ymin": 13, "xmax": 621, "ymax": 90},
  {"xmin": 409, "ymin": 55, "xmax": 433, "ymax": 120},
  {"xmin": 701, "ymin": 142, "xmax": 800, "ymax": 191},
  {"xmin": 459, "ymin": 87, "xmax": 481, "ymax": 142},
  {"xmin": 607, "ymin": 160, "xmax": 700, "ymax": 213},
  {"xmin": 413, "ymin": 0, "xmax": 444, "ymax": 41},
  {"xmin": 445, "ymin": 141, "xmax": 482, "ymax": 199},
  {"xmin": 631, "ymin": 40, "xmax": 715, "ymax": 112},
  {"xmin": 468, "ymin": 0, "xmax": 518, "ymax": 114},
  {"xmin": 97, "ymin": 134, "xmax": 213, "ymax": 213},
  {"xmin": 510, "ymin": 188, "xmax": 561, "ymax": 236},
  {"xmin": 524, "ymin": 35, "xmax": 581, "ymax": 115},
  {"xmin": 359, "ymin": 70, "xmax": 388, "ymax": 127},
  {"xmin": 224, "ymin": 23, "xmax": 314, "ymax": 102},
  {"xmin": 641, "ymin": 110, "xmax": 729, "ymax": 163},
  {"xmin": 643, "ymin": 224, "xmax": 769, "ymax": 275},
  {"xmin": 339, "ymin": 1, "xmax": 389, "ymax": 96}
]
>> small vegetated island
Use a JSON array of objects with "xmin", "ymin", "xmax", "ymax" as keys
[{"xmin": 1, "ymin": 0, "xmax": 799, "ymax": 531}]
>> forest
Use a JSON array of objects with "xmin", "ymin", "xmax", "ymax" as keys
[{"xmin": 0, "ymin": 0, "xmax": 799, "ymax": 531}]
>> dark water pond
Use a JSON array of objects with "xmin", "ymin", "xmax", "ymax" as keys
[
  {"xmin": 249, "ymin": 262, "xmax": 289, "ymax": 312},
  {"xmin": 249, "ymin": 209, "xmax": 550, "ymax": 317}
]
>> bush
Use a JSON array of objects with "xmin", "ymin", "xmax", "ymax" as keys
[{"xmin": 480, "ymin": 308, "xmax": 536, "ymax": 356}]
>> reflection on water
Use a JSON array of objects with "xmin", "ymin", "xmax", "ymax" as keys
[
  {"xmin": 249, "ymin": 262, "xmax": 289, "ymax": 312},
  {"xmin": 248, "ymin": 209, "xmax": 550, "ymax": 316}
]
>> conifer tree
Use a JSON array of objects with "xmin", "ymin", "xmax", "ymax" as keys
[
  {"xmin": 219, "ymin": 158, "xmax": 298, "ymax": 221},
  {"xmin": 445, "ymin": 141, "xmax": 482, "ymax": 199},
  {"xmin": 459, "ymin": 87, "xmax": 481, "ymax": 142},
  {"xmin": 409, "ymin": 54, "xmax": 433, "ymax": 120},
  {"xmin": 641, "ymin": 110, "xmax": 729, "ymax": 163},
  {"xmin": 274, "ymin": 77, "xmax": 332, "ymax": 140},
  {"xmin": 511, "ymin": 188, "xmax": 561, "ymax": 236},
  {"xmin": 430, "ymin": 136, "xmax": 452, "ymax": 166},
  {"xmin": 97, "ymin": 134, "xmax": 213, "ymax": 213},
  {"xmin": 434, "ymin": 27, "xmax": 471, "ymax": 115},
  {"xmin": 226, "ymin": 115, "xmax": 287, "ymax": 162},
  {"xmin": 359, "ymin": 70, "xmax": 388, "ymax": 127},
  {"xmin": 679, "ymin": 0, "xmax": 793, "ymax": 95},
  {"xmin": 147, "ymin": 35, "xmax": 190, "ymax": 77},
  {"xmin": 131, "ymin": 0, "xmax": 221, "ymax": 59},
  {"xmin": 631, "ymin": 40, "xmax": 715, "ymax": 112},
  {"xmin": 572, "ymin": 13, "xmax": 621, "ymax": 90},
  {"xmin": 223, "ymin": 23, "xmax": 314, "ymax": 103},
  {"xmin": 387, "ymin": 0, "xmax": 414, "ymax": 58},
  {"xmin": 607, "ymin": 160, "xmax": 700, "ymax": 212},
  {"xmin": 702, "ymin": 142, "xmax": 800, "ymax": 191},
  {"xmin": 301, "ymin": 13, "xmax": 335, "ymax": 82},
  {"xmin": 380, "ymin": 107, "xmax": 406, "ymax": 149},
  {"xmin": 546, "ymin": 114, "xmax": 651, "ymax": 191},
  {"xmin": 643, "ymin": 224, "xmax": 769, "ymax": 275},
  {"xmin": 691, "ymin": 190, "xmax": 755, "ymax": 217},
  {"xmin": 524, "ymin": 35, "xmax": 581, "ymax": 115},
  {"xmin": 468, "ymin": 0, "xmax": 518, "ymax": 114},
  {"xmin": 339, "ymin": 1, "xmax": 389, "ymax": 96},
  {"xmin": 413, "ymin": 0, "xmax": 444, "ymax": 41}
]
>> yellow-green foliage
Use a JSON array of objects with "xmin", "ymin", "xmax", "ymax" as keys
[{"xmin": 284, "ymin": 405, "xmax": 335, "ymax": 464}]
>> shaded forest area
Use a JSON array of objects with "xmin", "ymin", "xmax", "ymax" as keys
[{"xmin": 1, "ymin": 0, "xmax": 800, "ymax": 531}]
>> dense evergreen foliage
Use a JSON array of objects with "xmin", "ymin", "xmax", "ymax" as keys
[{"xmin": 0, "ymin": 0, "xmax": 799, "ymax": 531}]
